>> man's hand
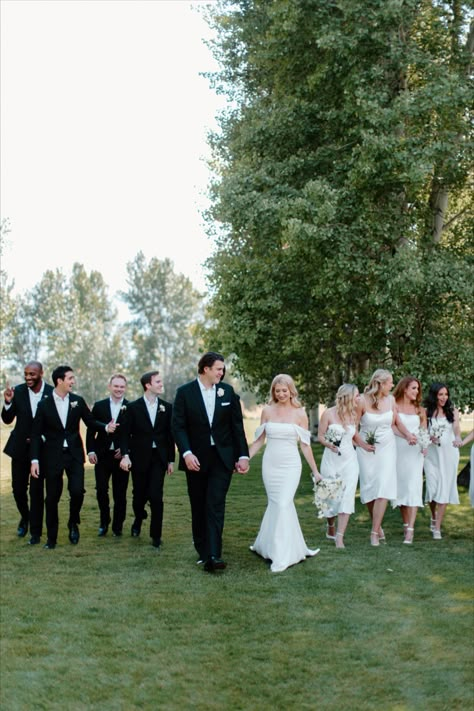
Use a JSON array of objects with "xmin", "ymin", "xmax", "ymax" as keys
[
  {"xmin": 3, "ymin": 381, "xmax": 14, "ymax": 404},
  {"xmin": 235, "ymin": 459, "xmax": 249, "ymax": 474},
  {"xmin": 30, "ymin": 462, "xmax": 40, "ymax": 479},
  {"xmin": 167, "ymin": 463, "xmax": 174, "ymax": 476},
  {"xmin": 106, "ymin": 419, "xmax": 119, "ymax": 434},
  {"xmin": 113, "ymin": 448, "xmax": 122, "ymax": 459},
  {"xmin": 184, "ymin": 453, "xmax": 200, "ymax": 471},
  {"xmin": 88, "ymin": 453, "xmax": 98, "ymax": 465},
  {"xmin": 120, "ymin": 454, "xmax": 131, "ymax": 471}
]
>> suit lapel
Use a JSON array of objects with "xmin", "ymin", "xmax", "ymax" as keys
[{"xmin": 192, "ymin": 380, "xmax": 210, "ymax": 424}]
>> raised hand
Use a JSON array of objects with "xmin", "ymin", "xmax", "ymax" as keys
[{"xmin": 3, "ymin": 380, "xmax": 14, "ymax": 403}]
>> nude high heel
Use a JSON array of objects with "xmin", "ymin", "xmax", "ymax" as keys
[
  {"xmin": 326, "ymin": 522, "xmax": 336, "ymax": 540},
  {"xmin": 403, "ymin": 527, "xmax": 414, "ymax": 545},
  {"xmin": 370, "ymin": 531, "xmax": 380, "ymax": 547}
]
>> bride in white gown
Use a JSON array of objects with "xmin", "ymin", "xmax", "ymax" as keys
[{"xmin": 249, "ymin": 374, "xmax": 322, "ymax": 573}]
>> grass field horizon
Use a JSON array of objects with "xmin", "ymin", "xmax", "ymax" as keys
[{"xmin": 1, "ymin": 420, "xmax": 473, "ymax": 710}]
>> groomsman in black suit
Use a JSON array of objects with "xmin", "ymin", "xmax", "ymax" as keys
[
  {"xmin": 86, "ymin": 373, "xmax": 130, "ymax": 537},
  {"xmin": 30, "ymin": 365, "xmax": 118, "ymax": 549},
  {"xmin": 172, "ymin": 352, "xmax": 249, "ymax": 572},
  {"xmin": 1, "ymin": 361, "xmax": 53, "ymax": 544},
  {"xmin": 119, "ymin": 371, "xmax": 175, "ymax": 549}
]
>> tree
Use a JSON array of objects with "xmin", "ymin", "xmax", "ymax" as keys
[
  {"xmin": 120, "ymin": 252, "xmax": 205, "ymax": 399},
  {"xmin": 202, "ymin": 0, "xmax": 474, "ymax": 408},
  {"xmin": 3, "ymin": 263, "xmax": 128, "ymax": 404}
]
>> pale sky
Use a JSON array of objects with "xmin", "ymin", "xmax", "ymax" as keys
[{"xmin": 0, "ymin": 0, "xmax": 226, "ymax": 311}]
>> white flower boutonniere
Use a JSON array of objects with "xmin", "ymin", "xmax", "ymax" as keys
[
  {"xmin": 217, "ymin": 388, "xmax": 225, "ymax": 397},
  {"xmin": 120, "ymin": 405, "xmax": 127, "ymax": 412},
  {"xmin": 70, "ymin": 401, "xmax": 78, "ymax": 409},
  {"xmin": 159, "ymin": 404, "xmax": 166, "ymax": 412}
]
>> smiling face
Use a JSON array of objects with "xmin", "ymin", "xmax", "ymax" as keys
[
  {"xmin": 56, "ymin": 371, "xmax": 75, "ymax": 397},
  {"xmin": 24, "ymin": 363, "xmax": 43, "ymax": 393},
  {"xmin": 380, "ymin": 374, "xmax": 393, "ymax": 397},
  {"xmin": 274, "ymin": 382, "xmax": 291, "ymax": 405},
  {"xmin": 201, "ymin": 361, "xmax": 225, "ymax": 387},
  {"xmin": 405, "ymin": 380, "xmax": 419, "ymax": 402},
  {"xmin": 146, "ymin": 374, "xmax": 164, "ymax": 396},
  {"xmin": 109, "ymin": 376, "xmax": 127, "ymax": 402},
  {"xmin": 437, "ymin": 387, "xmax": 449, "ymax": 409}
]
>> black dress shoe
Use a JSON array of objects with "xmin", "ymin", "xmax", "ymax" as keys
[
  {"xmin": 28, "ymin": 535, "xmax": 41, "ymax": 545},
  {"xmin": 44, "ymin": 540, "xmax": 56, "ymax": 549},
  {"xmin": 204, "ymin": 556, "xmax": 227, "ymax": 572},
  {"xmin": 112, "ymin": 530, "xmax": 123, "ymax": 537},
  {"xmin": 151, "ymin": 538, "xmax": 162, "ymax": 549},
  {"xmin": 17, "ymin": 519, "xmax": 28, "ymax": 537},
  {"xmin": 131, "ymin": 520, "xmax": 141, "ymax": 537},
  {"xmin": 68, "ymin": 524, "xmax": 80, "ymax": 544},
  {"xmin": 98, "ymin": 524, "xmax": 109, "ymax": 537}
]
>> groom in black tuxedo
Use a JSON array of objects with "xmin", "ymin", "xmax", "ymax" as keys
[
  {"xmin": 172, "ymin": 352, "xmax": 249, "ymax": 572},
  {"xmin": 119, "ymin": 371, "xmax": 175, "ymax": 548},
  {"xmin": 1, "ymin": 361, "xmax": 53, "ymax": 543},
  {"xmin": 30, "ymin": 365, "xmax": 117, "ymax": 549}
]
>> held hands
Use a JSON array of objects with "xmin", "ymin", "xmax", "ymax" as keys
[
  {"xmin": 120, "ymin": 454, "xmax": 131, "ymax": 471},
  {"xmin": 406, "ymin": 433, "xmax": 418, "ymax": 446},
  {"xmin": 30, "ymin": 462, "xmax": 40, "ymax": 479},
  {"xmin": 452, "ymin": 438, "xmax": 463, "ymax": 448},
  {"xmin": 235, "ymin": 459, "xmax": 249, "ymax": 474}
]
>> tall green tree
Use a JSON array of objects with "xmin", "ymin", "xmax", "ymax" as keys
[
  {"xmin": 4, "ymin": 263, "xmax": 128, "ymax": 404},
  {"xmin": 120, "ymin": 252, "xmax": 205, "ymax": 399},
  {"xmin": 203, "ymin": 0, "xmax": 474, "ymax": 408}
]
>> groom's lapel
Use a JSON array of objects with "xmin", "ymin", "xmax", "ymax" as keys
[{"xmin": 191, "ymin": 380, "xmax": 209, "ymax": 423}]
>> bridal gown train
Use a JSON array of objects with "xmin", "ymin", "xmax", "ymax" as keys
[{"xmin": 250, "ymin": 422, "xmax": 319, "ymax": 573}]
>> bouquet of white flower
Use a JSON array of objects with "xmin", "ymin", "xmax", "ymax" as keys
[
  {"xmin": 313, "ymin": 478, "xmax": 346, "ymax": 519},
  {"xmin": 324, "ymin": 423, "xmax": 346, "ymax": 456},
  {"xmin": 429, "ymin": 422, "xmax": 447, "ymax": 446},
  {"xmin": 416, "ymin": 427, "xmax": 431, "ymax": 452}
]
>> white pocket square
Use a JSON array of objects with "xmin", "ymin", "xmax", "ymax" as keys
[{"xmin": 221, "ymin": 402, "xmax": 231, "ymax": 406}]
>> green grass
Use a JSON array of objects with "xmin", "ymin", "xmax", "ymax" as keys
[{"xmin": 1, "ymin": 428, "xmax": 473, "ymax": 711}]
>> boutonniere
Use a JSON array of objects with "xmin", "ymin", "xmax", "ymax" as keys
[
  {"xmin": 120, "ymin": 405, "xmax": 127, "ymax": 412},
  {"xmin": 217, "ymin": 388, "xmax": 225, "ymax": 397},
  {"xmin": 159, "ymin": 404, "xmax": 166, "ymax": 412},
  {"xmin": 70, "ymin": 401, "xmax": 78, "ymax": 409}
]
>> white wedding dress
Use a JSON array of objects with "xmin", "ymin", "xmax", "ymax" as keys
[
  {"xmin": 424, "ymin": 417, "xmax": 460, "ymax": 505},
  {"xmin": 250, "ymin": 422, "xmax": 319, "ymax": 573}
]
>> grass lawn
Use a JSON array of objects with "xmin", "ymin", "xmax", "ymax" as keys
[{"xmin": 1, "ymin": 422, "xmax": 473, "ymax": 711}]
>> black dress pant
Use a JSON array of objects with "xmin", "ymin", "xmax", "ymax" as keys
[
  {"xmin": 131, "ymin": 450, "xmax": 167, "ymax": 542},
  {"xmin": 95, "ymin": 450, "xmax": 130, "ymax": 533},
  {"xmin": 185, "ymin": 447, "xmax": 233, "ymax": 560},
  {"xmin": 45, "ymin": 450, "xmax": 85, "ymax": 543},
  {"xmin": 10, "ymin": 457, "xmax": 30, "ymax": 522}
]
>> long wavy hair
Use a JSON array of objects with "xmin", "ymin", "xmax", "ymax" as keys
[
  {"xmin": 335, "ymin": 384, "xmax": 359, "ymax": 425},
  {"xmin": 268, "ymin": 374, "xmax": 302, "ymax": 408},
  {"xmin": 393, "ymin": 376, "xmax": 423, "ymax": 413},
  {"xmin": 363, "ymin": 369, "xmax": 392, "ymax": 410},
  {"xmin": 424, "ymin": 382, "xmax": 455, "ymax": 423}
]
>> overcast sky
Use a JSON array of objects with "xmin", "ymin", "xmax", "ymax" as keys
[{"xmin": 1, "ymin": 0, "xmax": 225, "ymax": 308}]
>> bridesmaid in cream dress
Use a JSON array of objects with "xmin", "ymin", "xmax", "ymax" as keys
[
  {"xmin": 357, "ymin": 369, "xmax": 417, "ymax": 546},
  {"xmin": 248, "ymin": 374, "xmax": 322, "ymax": 573},
  {"xmin": 423, "ymin": 383, "xmax": 462, "ymax": 539},
  {"xmin": 318, "ymin": 384, "xmax": 361, "ymax": 549},
  {"xmin": 391, "ymin": 376, "xmax": 427, "ymax": 544}
]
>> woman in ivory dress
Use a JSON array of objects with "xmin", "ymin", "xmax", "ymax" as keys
[
  {"xmin": 423, "ymin": 383, "xmax": 462, "ymax": 539},
  {"xmin": 391, "ymin": 376, "xmax": 427, "ymax": 544},
  {"xmin": 249, "ymin": 374, "xmax": 322, "ymax": 573},
  {"xmin": 318, "ymin": 384, "xmax": 361, "ymax": 549},
  {"xmin": 357, "ymin": 369, "xmax": 417, "ymax": 546}
]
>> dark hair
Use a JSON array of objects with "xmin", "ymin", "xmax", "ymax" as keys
[
  {"xmin": 424, "ymin": 382, "xmax": 454, "ymax": 423},
  {"xmin": 140, "ymin": 371, "xmax": 160, "ymax": 391},
  {"xmin": 393, "ymin": 376, "xmax": 423, "ymax": 412},
  {"xmin": 52, "ymin": 365, "xmax": 73, "ymax": 386},
  {"xmin": 198, "ymin": 352, "xmax": 224, "ymax": 374}
]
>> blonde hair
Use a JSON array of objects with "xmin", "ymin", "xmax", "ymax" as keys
[
  {"xmin": 364, "ymin": 369, "xmax": 392, "ymax": 410},
  {"xmin": 268, "ymin": 374, "xmax": 302, "ymax": 408},
  {"xmin": 335, "ymin": 383, "xmax": 359, "ymax": 425}
]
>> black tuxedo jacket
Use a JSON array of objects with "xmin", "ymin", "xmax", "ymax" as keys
[
  {"xmin": 30, "ymin": 393, "xmax": 107, "ymax": 464},
  {"xmin": 172, "ymin": 380, "xmax": 249, "ymax": 472},
  {"xmin": 120, "ymin": 397, "xmax": 175, "ymax": 471},
  {"xmin": 2, "ymin": 382, "xmax": 54, "ymax": 460},
  {"xmin": 86, "ymin": 398, "xmax": 129, "ymax": 456}
]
